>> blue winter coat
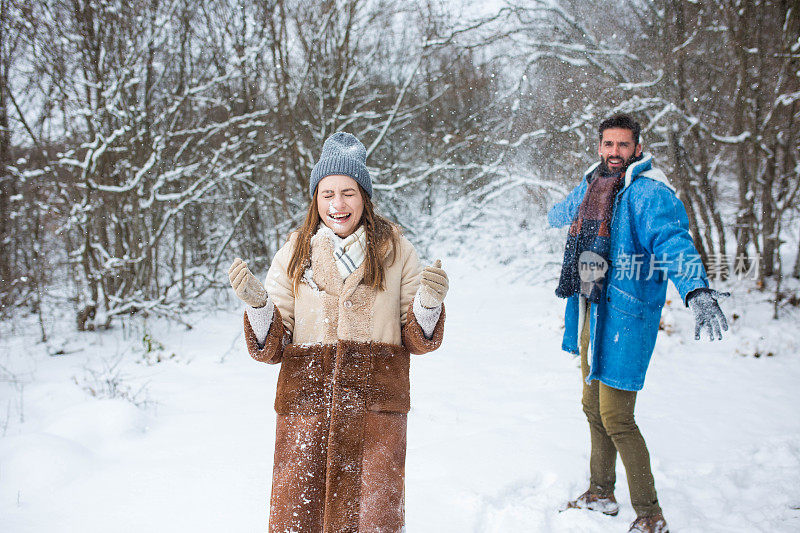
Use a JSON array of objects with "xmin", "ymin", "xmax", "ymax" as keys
[{"xmin": 548, "ymin": 153, "xmax": 708, "ymax": 391}]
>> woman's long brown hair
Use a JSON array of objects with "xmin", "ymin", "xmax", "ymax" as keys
[{"xmin": 286, "ymin": 186, "xmax": 399, "ymax": 292}]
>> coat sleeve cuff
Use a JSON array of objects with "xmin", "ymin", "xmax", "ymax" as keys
[
  {"xmin": 402, "ymin": 302, "xmax": 445, "ymax": 355},
  {"xmin": 244, "ymin": 305, "xmax": 289, "ymax": 364}
]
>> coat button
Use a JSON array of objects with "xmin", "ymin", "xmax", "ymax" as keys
[{"xmin": 343, "ymin": 300, "xmax": 353, "ymax": 309}]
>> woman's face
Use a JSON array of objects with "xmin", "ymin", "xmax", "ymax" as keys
[{"xmin": 316, "ymin": 174, "xmax": 364, "ymax": 237}]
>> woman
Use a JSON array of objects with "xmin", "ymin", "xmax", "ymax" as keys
[{"xmin": 227, "ymin": 132, "xmax": 448, "ymax": 532}]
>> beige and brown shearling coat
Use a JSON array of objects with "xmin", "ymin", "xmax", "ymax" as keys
[{"xmin": 244, "ymin": 227, "xmax": 445, "ymax": 533}]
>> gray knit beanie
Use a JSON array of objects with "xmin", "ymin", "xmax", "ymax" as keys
[{"xmin": 309, "ymin": 132, "xmax": 372, "ymax": 198}]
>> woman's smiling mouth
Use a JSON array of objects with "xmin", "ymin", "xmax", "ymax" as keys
[{"xmin": 328, "ymin": 212, "xmax": 352, "ymax": 224}]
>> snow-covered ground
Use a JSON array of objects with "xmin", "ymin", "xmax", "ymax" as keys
[{"xmin": 1, "ymin": 259, "xmax": 800, "ymax": 532}]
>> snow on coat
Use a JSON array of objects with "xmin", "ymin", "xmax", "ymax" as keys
[
  {"xmin": 548, "ymin": 153, "xmax": 708, "ymax": 391},
  {"xmin": 243, "ymin": 227, "xmax": 445, "ymax": 532}
]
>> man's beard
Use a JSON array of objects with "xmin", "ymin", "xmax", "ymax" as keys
[{"xmin": 599, "ymin": 153, "xmax": 638, "ymax": 176}]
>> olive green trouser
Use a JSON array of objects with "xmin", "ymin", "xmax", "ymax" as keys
[{"xmin": 580, "ymin": 305, "xmax": 661, "ymax": 518}]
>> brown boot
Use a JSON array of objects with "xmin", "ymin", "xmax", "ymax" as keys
[
  {"xmin": 561, "ymin": 489, "xmax": 620, "ymax": 516},
  {"xmin": 629, "ymin": 513, "xmax": 669, "ymax": 533}
]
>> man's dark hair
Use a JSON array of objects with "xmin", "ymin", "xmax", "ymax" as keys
[{"xmin": 598, "ymin": 113, "xmax": 641, "ymax": 145}]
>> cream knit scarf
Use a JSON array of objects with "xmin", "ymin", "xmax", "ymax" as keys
[{"xmin": 317, "ymin": 225, "xmax": 367, "ymax": 280}]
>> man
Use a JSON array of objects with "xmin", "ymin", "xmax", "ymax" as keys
[{"xmin": 548, "ymin": 113, "xmax": 728, "ymax": 533}]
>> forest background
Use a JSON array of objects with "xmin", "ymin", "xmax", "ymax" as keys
[{"xmin": 1, "ymin": 0, "xmax": 798, "ymax": 334}]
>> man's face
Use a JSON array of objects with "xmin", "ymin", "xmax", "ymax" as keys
[{"xmin": 598, "ymin": 127, "xmax": 642, "ymax": 174}]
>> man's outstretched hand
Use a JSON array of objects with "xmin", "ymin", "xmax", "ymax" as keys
[{"xmin": 687, "ymin": 288, "xmax": 729, "ymax": 341}]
